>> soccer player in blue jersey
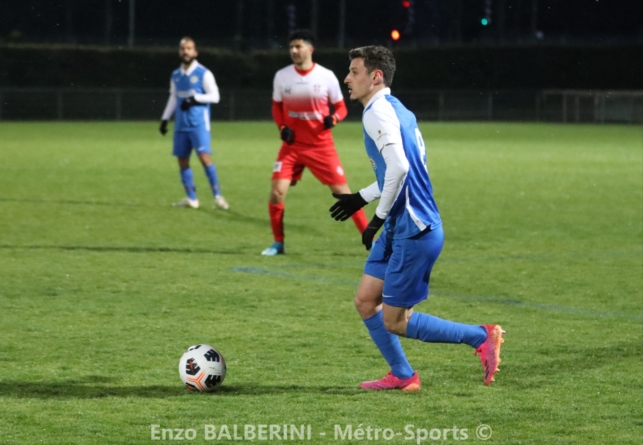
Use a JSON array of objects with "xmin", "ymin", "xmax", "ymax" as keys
[
  {"xmin": 330, "ymin": 46, "xmax": 504, "ymax": 390},
  {"xmin": 159, "ymin": 37, "xmax": 229, "ymax": 210}
]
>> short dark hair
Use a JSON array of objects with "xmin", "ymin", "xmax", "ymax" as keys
[
  {"xmin": 180, "ymin": 36, "xmax": 196, "ymax": 49},
  {"xmin": 288, "ymin": 29, "xmax": 316, "ymax": 46},
  {"xmin": 348, "ymin": 46, "xmax": 396, "ymax": 87}
]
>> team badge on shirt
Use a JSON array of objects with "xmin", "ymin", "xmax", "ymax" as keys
[
  {"xmin": 370, "ymin": 158, "xmax": 377, "ymax": 170},
  {"xmin": 190, "ymin": 75, "xmax": 199, "ymax": 84}
]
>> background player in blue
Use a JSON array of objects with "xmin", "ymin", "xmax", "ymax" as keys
[
  {"xmin": 159, "ymin": 37, "xmax": 229, "ymax": 210},
  {"xmin": 331, "ymin": 46, "xmax": 505, "ymax": 390}
]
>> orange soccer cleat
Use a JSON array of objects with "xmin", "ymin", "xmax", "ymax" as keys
[
  {"xmin": 475, "ymin": 324, "xmax": 505, "ymax": 385},
  {"xmin": 360, "ymin": 371, "xmax": 421, "ymax": 391}
]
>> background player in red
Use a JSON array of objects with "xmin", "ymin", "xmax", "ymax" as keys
[{"xmin": 262, "ymin": 30, "xmax": 368, "ymax": 256}]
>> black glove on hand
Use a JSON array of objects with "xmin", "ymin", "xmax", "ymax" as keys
[
  {"xmin": 180, "ymin": 96, "xmax": 199, "ymax": 110},
  {"xmin": 323, "ymin": 114, "xmax": 337, "ymax": 129},
  {"xmin": 280, "ymin": 125, "xmax": 295, "ymax": 144},
  {"xmin": 159, "ymin": 120, "xmax": 168, "ymax": 136},
  {"xmin": 362, "ymin": 215, "xmax": 385, "ymax": 251},
  {"xmin": 329, "ymin": 192, "xmax": 367, "ymax": 221}
]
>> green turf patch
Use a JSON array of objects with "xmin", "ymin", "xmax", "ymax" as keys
[{"xmin": 0, "ymin": 121, "xmax": 641, "ymax": 444}]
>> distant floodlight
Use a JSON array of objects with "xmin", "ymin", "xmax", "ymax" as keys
[{"xmin": 391, "ymin": 30, "xmax": 401, "ymax": 41}]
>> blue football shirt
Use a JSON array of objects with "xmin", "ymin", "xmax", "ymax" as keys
[
  {"xmin": 171, "ymin": 63, "xmax": 210, "ymax": 132},
  {"xmin": 362, "ymin": 88, "xmax": 441, "ymax": 239}
]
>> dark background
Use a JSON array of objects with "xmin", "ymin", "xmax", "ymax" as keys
[
  {"xmin": 0, "ymin": 1, "xmax": 641, "ymax": 91},
  {"xmin": 2, "ymin": 0, "xmax": 642, "ymax": 48}
]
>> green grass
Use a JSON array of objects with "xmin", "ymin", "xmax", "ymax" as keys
[{"xmin": 0, "ymin": 121, "xmax": 641, "ymax": 445}]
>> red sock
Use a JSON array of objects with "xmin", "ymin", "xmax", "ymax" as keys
[
  {"xmin": 268, "ymin": 202, "xmax": 285, "ymax": 243},
  {"xmin": 352, "ymin": 209, "xmax": 369, "ymax": 233}
]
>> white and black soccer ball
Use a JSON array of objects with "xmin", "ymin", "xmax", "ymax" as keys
[{"xmin": 178, "ymin": 344, "xmax": 226, "ymax": 392}]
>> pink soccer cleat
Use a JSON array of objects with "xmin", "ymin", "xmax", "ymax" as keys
[
  {"xmin": 475, "ymin": 324, "xmax": 506, "ymax": 385},
  {"xmin": 360, "ymin": 371, "xmax": 421, "ymax": 391}
]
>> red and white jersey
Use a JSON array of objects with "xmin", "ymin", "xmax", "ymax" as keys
[{"xmin": 272, "ymin": 63, "xmax": 347, "ymax": 148}]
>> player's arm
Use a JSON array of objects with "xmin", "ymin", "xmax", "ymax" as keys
[
  {"xmin": 182, "ymin": 71, "xmax": 220, "ymax": 110},
  {"xmin": 359, "ymin": 182, "xmax": 381, "ymax": 202},
  {"xmin": 324, "ymin": 73, "xmax": 347, "ymax": 129},
  {"xmin": 271, "ymin": 100, "xmax": 285, "ymax": 128},
  {"xmin": 324, "ymin": 100, "xmax": 347, "ymax": 129},
  {"xmin": 376, "ymin": 143, "xmax": 409, "ymax": 219},
  {"xmin": 363, "ymin": 106, "xmax": 407, "ymax": 219},
  {"xmin": 329, "ymin": 179, "xmax": 378, "ymax": 222},
  {"xmin": 160, "ymin": 79, "xmax": 176, "ymax": 136},
  {"xmin": 272, "ymin": 71, "xmax": 294, "ymax": 144},
  {"xmin": 359, "ymin": 105, "xmax": 408, "ymax": 249},
  {"xmin": 194, "ymin": 71, "xmax": 220, "ymax": 104}
]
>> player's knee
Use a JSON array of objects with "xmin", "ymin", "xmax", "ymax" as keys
[
  {"xmin": 354, "ymin": 294, "xmax": 377, "ymax": 318},
  {"xmin": 383, "ymin": 318, "xmax": 407, "ymax": 337},
  {"xmin": 269, "ymin": 189, "xmax": 285, "ymax": 204}
]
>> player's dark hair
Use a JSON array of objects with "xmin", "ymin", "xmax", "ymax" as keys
[
  {"xmin": 348, "ymin": 46, "xmax": 396, "ymax": 87},
  {"xmin": 288, "ymin": 29, "xmax": 316, "ymax": 46},
  {"xmin": 180, "ymin": 36, "xmax": 196, "ymax": 49}
]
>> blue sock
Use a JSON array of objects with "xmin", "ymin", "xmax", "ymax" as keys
[
  {"xmin": 180, "ymin": 168, "xmax": 197, "ymax": 200},
  {"xmin": 203, "ymin": 164, "xmax": 220, "ymax": 196},
  {"xmin": 363, "ymin": 311, "xmax": 414, "ymax": 379},
  {"xmin": 406, "ymin": 312, "xmax": 487, "ymax": 348}
]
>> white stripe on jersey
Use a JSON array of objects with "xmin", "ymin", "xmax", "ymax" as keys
[
  {"xmin": 404, "ymin": 187, "xmax": 427, "ymax": 231},
  {"xmin": 204, "ymin": 108, "xmax": 210, "ymax": 132}
]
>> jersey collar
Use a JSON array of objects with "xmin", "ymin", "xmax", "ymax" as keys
[
  {"xmin": 294, "ymin": 63, "xmax": 316, "ymax": 76},
  {"xmin": 363, "ymin": 87, "xmax": 391, "ymax": 113},
  {"xmin": 180, "ymin": 60, "xmax": 199, "ymax": 76}
]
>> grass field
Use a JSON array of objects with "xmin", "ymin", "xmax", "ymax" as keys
[{"xmin": 0, "ymin": 121, "xmax": 641, "ymax": 445}]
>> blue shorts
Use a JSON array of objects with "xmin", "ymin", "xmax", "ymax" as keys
[
  {"xmin": 173, "ymin": 130, "xmax": 212, "ymax": 158},
  {"xmin": 364, "ymin": 226, "xmax": 444, "ymax": 308}
]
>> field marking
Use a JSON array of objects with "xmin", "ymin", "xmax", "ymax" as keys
[
  {"xmin": 0, "ymin": 244, "xmax": 638, "ymax": 322},
  {"xmin": 277, "ymin": 249, "xmax": 642, "ymax": 267},
  {"xmin": 0, "ymin": 197, "xmax": 142, "ymax": 207},
  {"xmin": 231, "ymin": 267, "xmax": 358, "ymax": 286},
  {"xmin": 0, "ymin": 244, "xmax": 239, "ymax": 254},
  {"xmin": 0, "ymin": 244, "xmax": 638, "ymax": 264},
  {"xmin": 231, "ymin": 266, "xmax": 643, "ymax": 323}
]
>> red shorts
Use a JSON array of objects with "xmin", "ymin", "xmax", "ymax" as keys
[{"xmin": 272, "ymin": 143, "xmax": 347, "ymax": 185}]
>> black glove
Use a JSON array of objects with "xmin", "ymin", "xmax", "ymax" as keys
[
  {"xmin": 362, "ymin": 215, "xmax": 385, "ymax": 251},
  {"xmin": 280, "ymin": 125, "xmax": 295, "ymax": 144},
  {"xmin": 323, "ymin": 114, "xmax": 337, "ymax": 129},
  {"xmin": 180, "ymin": 96, "xmax": 199, "ymax": 110},
  {"xmin": 159, "ymin": 120, "xmax": 168, "ymax": 136},
  {"xmin": 329, "ymin": 192, "xmax": 367, "ymax": 221}
]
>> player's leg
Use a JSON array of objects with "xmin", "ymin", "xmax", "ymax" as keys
[
  {"xmin": 262, "ymin": 146, "xmax": 298, "ymax": 256},
  {"xmin": 300, "ymin": 147, "xmax": 368, "ymax": 233},
  {"xmin": 192, "ymin": 131, "xmax": 228, "ymax": 210},
  {"xmin": 356, "ymin": 236, "xmax": 418, "ymax": 391},
  {"xmin": 382, "ymin": 302, "xmax": 504, "ymax": 386},
  {"xmin": 197, "ymin": 152, "xmax": 219, "ymax": 195},
  {"xmin": 380, "ymin": 227, "xmax": 486, "ymax": 345},
  {"xmin": 383, "ymin": 303, "xmax": 487, "ymax": 347},
  {"xmin": 262, "ymin": 179, "xmax": 290, "ymax": 256},
  {"xmin": 380, "ymin": 226, "xmax": 505, "ymax": 385},
  {"xmin": 264, "ymin": 179, "xmax": 290, "ymax": 250},
  {"xmin": 172, "ymin": 132, "xmax": 198, "ymax": 208}
]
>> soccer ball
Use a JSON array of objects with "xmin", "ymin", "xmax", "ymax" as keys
[{"xmin": 178, "ymin": 344, "xmax": 226, "ymax": 392}]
